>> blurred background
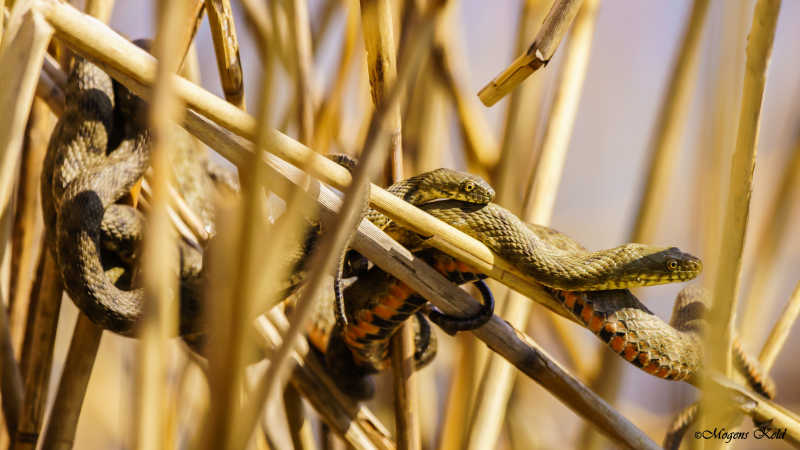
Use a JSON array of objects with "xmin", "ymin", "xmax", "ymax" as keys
[{"xmin": 45, "ymin": 0, "xmax": 800, "ymax": 448}]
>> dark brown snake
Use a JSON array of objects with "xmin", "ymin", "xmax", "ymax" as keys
[{"xmin": 41, "ymin": 51, "xmax": 216, "ymax": 336}]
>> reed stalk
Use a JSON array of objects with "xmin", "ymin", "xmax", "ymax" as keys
[
  {"xmin": 580, "ymin": 1, "xmax": 710, "ymax": 448},
  {"xmin": 702, "ymin": 2, "xmax": 781, "ymax": 449},
  {"xmin": 205, "ymin": 0, "xmax": 245, "ymax": 109},
  {"xmin": 465, "ymin": 1, "xmax": 598, "ymax": 447},
  {"xmin": 478, "ymin": 0, "xmax": 584, "ymax": 106},
  {"xmin": 133, "ymin": 1, "xmax": 189, "ymax": 448}
]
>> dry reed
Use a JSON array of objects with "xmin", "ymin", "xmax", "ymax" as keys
[{"xmin": 0, "ymin": 1, "xmax": 795, "ymax": 449}]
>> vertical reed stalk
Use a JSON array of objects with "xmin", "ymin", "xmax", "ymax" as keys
[
  {"xmin": 464, "ymin": 1, "xmax": 599, "ymax": 448},
  {"xmin": 12, "ymin": 253, "xmax": 62, "ymax": 449},
  {"xmin": 708, "ymin": 0, "xmax": 780, "ymax": 380},
  {"xmin": 9, "ymin": 98, "xmax": 53, "ymax": 357},
  {"xmin": 40, "ymin": 314, "xmax": 103, "ymax": 449},
  {"xmin": 581, "ymin": 1, "xmax": 710, "ymax": 448},
  {"xmin": 134, "ymin": 1, "xmax": 191, "ymax": 448},
  {"xmin": 287, "ymin": 0, "xmax": 315, "ymax": 142},
  {"xmin": 205, "ymin": 0, "xmax": 245, "ymax": 109},
  {"xmin": 703, "ymin": 2, "xmax": 781, "ymax": 449},
  {"xmin": 0, "ymin": 6, "xmax": 53, "ymax": 440}
]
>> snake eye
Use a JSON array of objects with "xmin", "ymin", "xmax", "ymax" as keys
[
  {"xmin": 666, "ymin": 259, "xmax": 679, "ymax": 271},
  {"xmin": 463, "ymin": 181, "xmax": 475, "ymax": 192}
]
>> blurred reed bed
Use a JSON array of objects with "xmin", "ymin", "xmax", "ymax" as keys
[{"xmin": 0, "ymin": 0, "xmax": 797, "ymax": 449}]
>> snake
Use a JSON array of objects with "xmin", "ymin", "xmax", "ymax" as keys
[
  {"xmin": 318, "ymin": 193, "xmax": 775, "ymax": 406},
  {"xmin": 41, "ymin": 50, "xmax": 215, "ymax": 336}
]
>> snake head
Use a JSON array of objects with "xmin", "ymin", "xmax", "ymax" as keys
[
  {"xmin": 418, "ymin": 168, "xmax": 495, "ymax": 205},
  {"xmin": 617, "ymin": 245, "xmax": 703, "ymax": 287}
]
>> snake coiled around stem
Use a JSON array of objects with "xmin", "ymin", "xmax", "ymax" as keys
[{"xmin": 42, "ymin": 53, "xmax": 215, "ymax": 336}]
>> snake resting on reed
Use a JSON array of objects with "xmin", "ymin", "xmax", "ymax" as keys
[{"xmin": 44, "ymin": 50, "xmax": 774, "ymax": 441}]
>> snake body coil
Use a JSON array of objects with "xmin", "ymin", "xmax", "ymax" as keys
[{"xmin": 42, "ymin": 55, "xmax": 214, "ymax": 336}]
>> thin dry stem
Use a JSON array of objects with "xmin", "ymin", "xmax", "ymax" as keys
[
  {"xmin": 759, "ymin": 281, "xmax": 800, "ymax": 372},
  {"xmin": 256, "ymin": 313, "xmax": 395, "ymax": 450},
  {"xmin": 581, "ymin": 1, "xmax": 710, "ymax": 447},
  {"xmin": 740, "ymin": 139, "xmax": 800, "ymax": 345},
  {"xmin": 477, "ymin": 0, "xmax": 584, "ymax": 106},
  {"xmin": 134, "ymin": 1, "xmax": 189, "ymax": 448},
  {"xmin": 360, "ymin": 0, "xmax": 403, "ymax": 183},
  {"xmin": 703, "ymin": 2, "xmax": 782, "ymax": 447},
  {"xmin": 205, "ymin": 0, "xmax": 246, "ymax": 109},
  {"xmin": 465, "ymin": 1, "xmax": 598, "ymax": 447},
  {"xmin": 708, "ymin": 0, "xmax": 781, "ymax": 379},
  {"xmin": 83, "ymin": 0, "xmax": 113, "ymax": 23},
  {"xmin": 283, "ymin": 385, "xmax": 317, "ymax": 450},
  {"xmin": 287, "ymin": 0, "xmax": 315, "ymax": 142},
  {"xmin": 431, "ymin": 35, "xmax": 498, "ymax": 170},
  {"xmin": 0, "ymin": 7, "xmax": 53, "ymax": 439},
  {"xmin": 13, "ymin": 253, "xmax": 62, "ymax": 449},
  {"xmin": 231, "ymin": 24, "xmax": 432, "ymax": 447},
  {"xmin": 9, "ymin": 99, "xmax": 53, "ymax": 358},
  {"xmin": 312, "ymin": 0, "xmax": 358, "ymax": 154},
  {"xmin": 40, "ymin": 314, "xmax": 103, "ymax": 450},
  {"xmin": 629, "ymin": 0, "xmax": 711, "ymax": 243}
]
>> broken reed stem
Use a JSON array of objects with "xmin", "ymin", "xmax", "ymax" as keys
[
  {"xmin": 581, "ymin": 1, "xmax": 710, "ymax": 448},
  {"xmin": 0, "ymin": 7, "xmax": 53, "ymax": 439},
  {"xmin": 759, "ymin": 281, "xmax": 800, "ymax": 372},
  {"xmin": 134, "ymin": 1, "xmax": 189, "ymax": 449},
  {"xmin": 13, "ymin": 253, "xmax": 63, "ymax": 449},
  {"xmin": 465, "ymin": 1, "xmax": 598, "ymax": 448},
  {"xmin": 477, "ymin": 0, "xmax": 584, "ymax": 106},
  {"xmin": 287, "ymin": 0, "xmax": 315, "ymax": 142},
  {"xmin": 205, "ymin": 0, "xmax": 246, "ymax": 109},
  {"xmin": 40, "ymin": 314, "xmax": 103, "ymax": 450},
  {"xmin": 493, "ymin": 0, "xmax": 548, "ymax": 207},
  {"xmin": 740, "ymin": 139, "xmax": 800, "ymax": 345},
  {"xmin": 708, "ymin": 0, "xmax": 780, "ymax": 381},
  {"xmin": 176, "ymin": 0, "xmax": 206, "ymax": 68},
  {"xmin": 360, "ymin": 0, "xmax": 403, "ymax": 184}
]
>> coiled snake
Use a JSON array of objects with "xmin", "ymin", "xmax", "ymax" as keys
[
  {"xmin": 44, "ymin": 52, "xmax": 774, "ymax": 439},
  {"xmin": 41, "ymin": 52, "xmax": 216, "ymax": 336}
]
